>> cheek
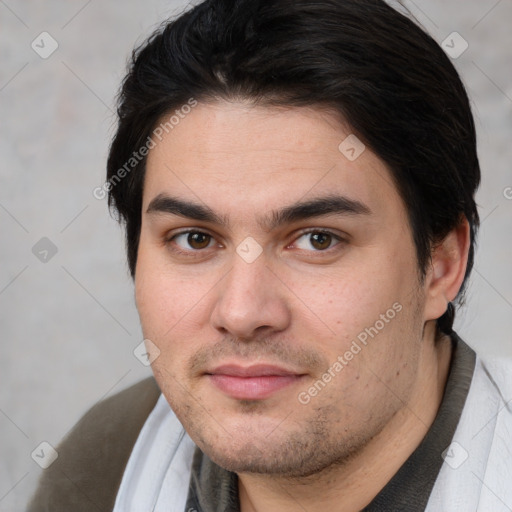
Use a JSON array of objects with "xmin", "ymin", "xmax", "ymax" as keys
[
  {"xmin": 135, "ymin": 242, "xmax": 187, "ymax": 338},
  {"xmin": 288, "ymin": 260, "xmax": 408, "ymax": 336},
  {"xmin": 135, "ymin": 270, "xmax": 196, "ymax": 386},
  {"xmin": 135, "ymin": 269, "xmax": 198, "ymax": 339},
  {"xmin": 134, "ymin": 245, "xmax": 218, "ymax": 373},
  {"xmin": 284, "ymin": 250, "xmax": 421, "ymax": 379}
]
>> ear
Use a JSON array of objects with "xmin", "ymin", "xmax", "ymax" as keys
[{"xmin": 423, "ymin": 217, "xmax": 471, "ymax": 322}]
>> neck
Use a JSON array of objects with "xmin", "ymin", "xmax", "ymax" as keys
[{"xmin": 238, "ymin": 327, "xmax": 453, "ymax": 512}]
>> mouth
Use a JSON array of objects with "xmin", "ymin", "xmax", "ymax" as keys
[{"xmin": 205, "ymin": 364, "xmax": 307, "ymax": 400}]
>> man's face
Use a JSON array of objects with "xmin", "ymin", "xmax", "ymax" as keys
[{"xmin": 136, "ymin": 101, "xmax": 430, "ymax": 477}]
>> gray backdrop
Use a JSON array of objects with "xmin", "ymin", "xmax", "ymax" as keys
[{"xmin": 1, "ymin": 0, "xmax": 511, "ymax": 510}]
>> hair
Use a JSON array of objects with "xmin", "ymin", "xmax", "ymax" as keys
[{"xmin": 107, "ymin": 0, "xmax": 480, "ymax": 335}]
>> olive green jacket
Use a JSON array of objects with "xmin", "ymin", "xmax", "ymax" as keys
[{"xmin": 27, "ymin": 377, "xmax": 161, "ymax": 512}]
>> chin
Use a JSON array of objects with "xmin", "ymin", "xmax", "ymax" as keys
[{"xmin": 192, "ymin": 421, "xmax": 360, "ymax": 478}]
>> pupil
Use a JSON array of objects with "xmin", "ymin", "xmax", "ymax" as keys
[
  {"xmin": 188, "ymin": 232, "xmax": 209, "ymax": 249},
  {"xmin": 311, "ymin": 232, "xmax": 331, "ymax": 250}
]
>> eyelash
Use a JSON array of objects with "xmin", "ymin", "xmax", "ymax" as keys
[
  {"xmin": 166, "ymin": 230, "xmax": 218, "ymax": 257},
  {"xmin": 165, "ymin": 228, "xmax": 346, "ymax": 258}
]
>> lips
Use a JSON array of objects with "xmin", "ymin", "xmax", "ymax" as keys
[{"xmin": 206, "ymin": 364, "xmax": 306, "ymax": 400}]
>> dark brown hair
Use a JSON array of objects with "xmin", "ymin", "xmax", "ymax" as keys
[{"xmin": 107, "ymin": 0, "xmax": 480, "ymax": 334}]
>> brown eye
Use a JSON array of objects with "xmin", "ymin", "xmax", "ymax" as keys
[
  {"xmin": 293, "ymin": 229, "xmax": 345, "ymax": 254},
  {"xmin": 294, "ymin": 231, "xmax": 339, "ymax": 251},
  {"xmin": 171, "ymin": 231, "xmax": 215, "ymax": 251},
  {"xmin": 186, "ymin": 232, "xmax": 212, "ymax": 249},
  {"xmin": 309, "ymin": 232, "xmax": 332, "ymax": 250}
]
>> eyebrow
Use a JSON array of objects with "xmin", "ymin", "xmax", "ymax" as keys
[{"xmin": 146, "ymin": 193, "xmax": 372, "ymax": 230}]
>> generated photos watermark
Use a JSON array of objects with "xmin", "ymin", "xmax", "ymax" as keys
[
  {"xmin": 298, "ymin": 301, "xmax": 403, "ymax": 405},
  {"xmin": 93, "ymin": 98, "xmax": 198, "ymax": 200}
]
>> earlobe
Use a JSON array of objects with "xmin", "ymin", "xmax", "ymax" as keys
[{"xmin": 424, "ymin": 218, "xmax": 471, "ymax": 322}]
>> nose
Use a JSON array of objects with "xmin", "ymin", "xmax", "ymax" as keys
[{"xmin": 210, "ymin": 253, "xmax": 291, "ymax": 340}]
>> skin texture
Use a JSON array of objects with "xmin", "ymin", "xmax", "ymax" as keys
[{"xmin": 135, "ymin": 101, "xmax": 470, "ymax": 511}]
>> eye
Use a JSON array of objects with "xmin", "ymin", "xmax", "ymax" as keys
[
  {"xmin": 170, "ymin": 231, "xmax": 216, "ymax": 251},
  {"xmin": 292, "ymin": 230, "xmax": 342, "ymax": 251}
]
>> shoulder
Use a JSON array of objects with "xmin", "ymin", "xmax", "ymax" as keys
[
  {"xmin": 27, "ymin": 377, "xmax": 161, "ymax": 512},
  {"xmin": 452, "ymin": 333, "xmax": 511, "ymax": 400},
  {"xmin": 477, "ymin": 353, "xmax": 512, "ymax": 398}
]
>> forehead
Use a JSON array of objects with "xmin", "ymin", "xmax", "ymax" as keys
[{"xmin": 143, "ymin": 101, "xmax": 404, "ymax": 224}]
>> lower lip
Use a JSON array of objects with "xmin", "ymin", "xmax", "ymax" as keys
[{"xmin": 208, "ymin": 374, "xmax": 303, "ymax": 400}]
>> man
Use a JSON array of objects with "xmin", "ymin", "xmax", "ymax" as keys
[{"xmin": 28, "ymin": 0, "xmax": 512, "ymax": 511}]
